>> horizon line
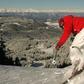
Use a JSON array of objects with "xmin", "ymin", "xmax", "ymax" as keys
[{"xmin": 0, "ymin": 8, "xmax": 84, "ymax": 13}]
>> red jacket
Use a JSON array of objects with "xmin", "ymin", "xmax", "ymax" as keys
[{"xmin": 56, "ymin": 15, "xmax": 84, "ymax": 48}]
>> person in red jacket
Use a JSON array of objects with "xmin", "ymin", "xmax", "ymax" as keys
[{"xmin": 55, "ymin": 15, "xmax": 84, "ymax": 80}]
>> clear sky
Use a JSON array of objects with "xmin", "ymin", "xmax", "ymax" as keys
[{"xmin": 0, "ymin": 0, "xmax": 83, "ymax": 10}]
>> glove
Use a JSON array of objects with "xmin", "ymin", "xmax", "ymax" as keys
[
  {"xmin": 53, "ymin": 45, "xmax": 59, "ymax": 54},
  {"xmin": 55, "ymin": 45, "xmax": 60, "ymax": 50}
]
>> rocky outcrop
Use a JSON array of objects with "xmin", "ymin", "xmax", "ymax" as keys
[
  {"xmin": 0, "ymin": 65, "xmax": 84, "ymax": 84},
  {"xmin": 0, "ymin": 65, "xmax": 64, "ymax": 84}
]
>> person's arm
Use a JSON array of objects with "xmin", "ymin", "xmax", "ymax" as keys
[
  {"xmin": 56, "ymin": 29, "xmax": 71, "ymax": 49},
  {"xmin": 55, "ymin": 22, "xmax": 72, "ymax": 49}
]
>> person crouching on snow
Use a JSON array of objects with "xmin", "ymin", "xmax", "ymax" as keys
[{"xmin": 55, "ymin": 15, "xmax": 84, "ymax": 80}]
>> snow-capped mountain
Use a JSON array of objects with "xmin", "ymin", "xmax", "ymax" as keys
[{"xmin": 0, "ymin": 8, "xmax": 84, "ymax": 13}]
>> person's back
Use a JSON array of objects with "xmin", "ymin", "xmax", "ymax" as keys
[{"xmin": 73, "ymin": 16, "xmax": 84, "ymax": 33}]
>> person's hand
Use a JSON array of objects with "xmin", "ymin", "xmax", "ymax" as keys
[
  {"xmin": 55, "ymin": 45, "xmax": 60, "ymax": 51},
  {"xmin": 53, "ymin": 45, "xmax": 60, "ymax": 59}
]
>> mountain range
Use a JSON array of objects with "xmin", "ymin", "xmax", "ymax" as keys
[{"xmin": 0, "ymin": 8, "xmax": 84, "ymax": 13}]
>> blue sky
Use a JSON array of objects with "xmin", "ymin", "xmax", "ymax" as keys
[{"xmin": 0, "ymin": 0, "xmax": 83, "ymax": 9}]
